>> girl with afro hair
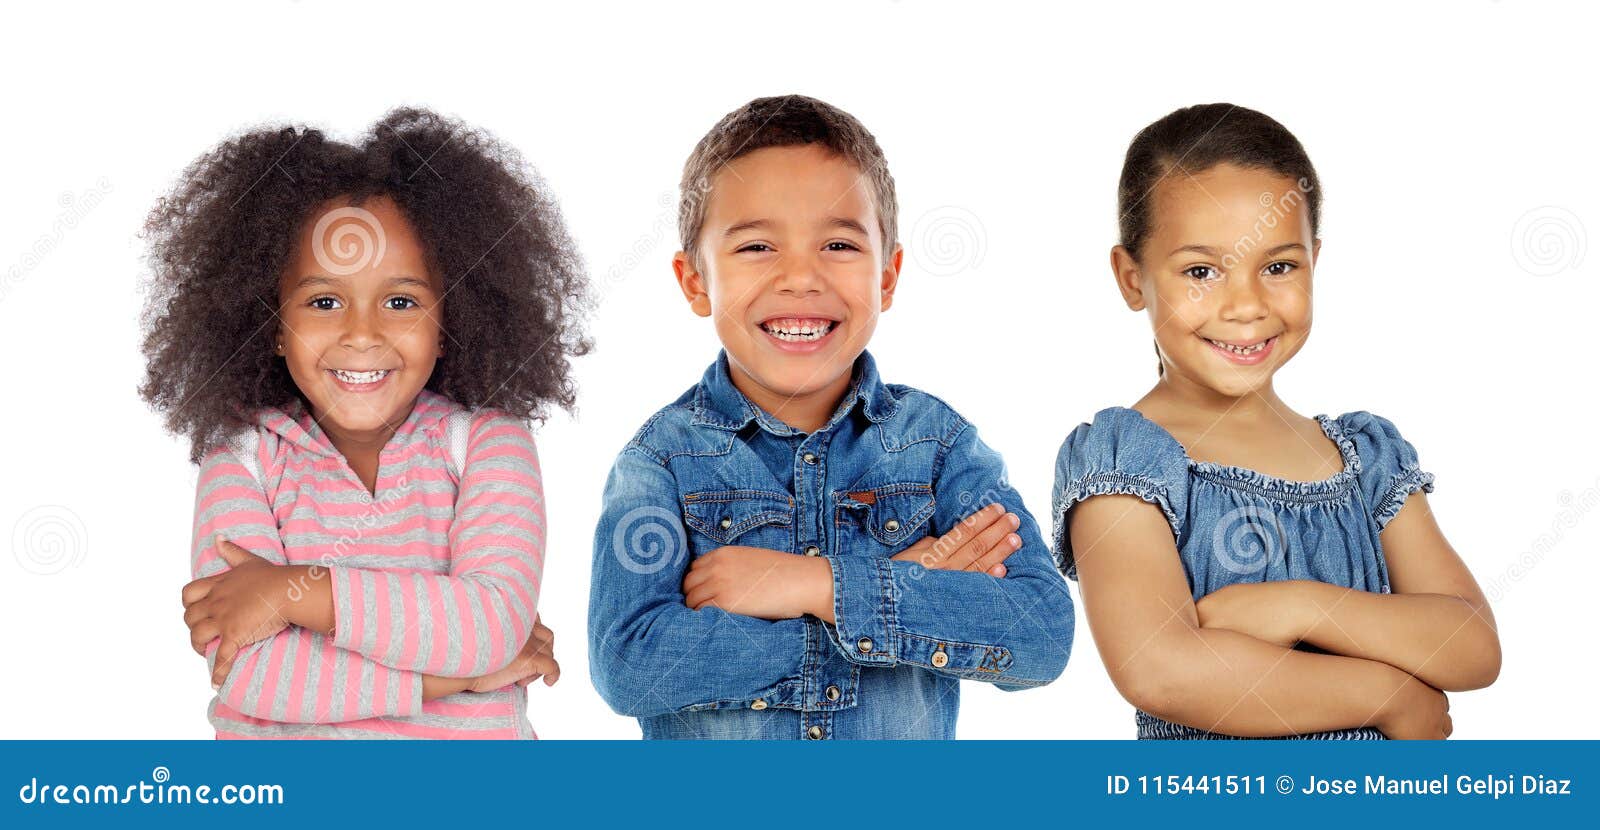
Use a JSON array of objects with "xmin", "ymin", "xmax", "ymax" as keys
[{"xmin": 144, "ymin": 107, "xmax": 590, "ymax": 738}]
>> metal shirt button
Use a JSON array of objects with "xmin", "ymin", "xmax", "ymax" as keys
[
  {"xmin": 806, "ymin": 725, "xmax": 824, "ymax": 740},
  {"xmin": 802, "ymin": 452, "xmax": 817, "ymax": 465},
  {"xmin": 825, "ymin": 685, "xmax": 841, "ymax": 701},
  {"xmin": 804, "ymin": 545, "xmax": 820, "ymax": 556},
  {"xmin": 931, "ymin": 649, "xmax": 950, "ymax": 668},
  {"xmin": 719, "ymin": 517, "xmax": 733, "ymax": 530},
  {"xmin": 750, "ymin": 699, "xmax": 768, "ymax": 711},
  {"xmin": 883, "ymin": 519, "xmax": 900, "ymax": 533},
  {"xmin": 856, "ymin": 637, "xmax": 873, "ymax": 653}
]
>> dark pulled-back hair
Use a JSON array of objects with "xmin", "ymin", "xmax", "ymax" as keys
[
  {"xmin": 140, "ymin": 107, "xmax": 592, "ymax": 462},
  {"xmin": 1117, "ymin": 103, "xmax": 1321, "ymax": 260},
  {"xmin": 678, "ymin": 94, "xmax": 898, "ymax": 266}
]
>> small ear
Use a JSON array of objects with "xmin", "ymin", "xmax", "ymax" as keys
[
  {"xmin": 1311, "ymin": 237, "xmax": 1322, "ymax": 267},
  {"xmin": 1110, "ymin": 245, "xmax": 1146, "ymax": 311},
  {"xmin": 879, "ymin": 244, "xmax": 904, "ymax": 312},
  {"xmin": 672, "ymin": 251, "xmax": 713, "ymax": 318}
]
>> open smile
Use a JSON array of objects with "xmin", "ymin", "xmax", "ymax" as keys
[
  {"xmin": 326, "ymin": 368, "xmax": 395, "ymax": 391},
  {"xmin": 757, "ymin": 316, "xmax": 840, "ymax": 353},
  {"xmin": 1201, "ymin": 335, "xmax": 1278, "ymax": 365}
]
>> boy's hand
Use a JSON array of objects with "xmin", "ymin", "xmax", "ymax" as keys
[
  {"xmin": 892, "ymin": 502, "xmax": 1021, "ymax": 577},
  {"xmin": 181, "ymin": 536, "xmax": 292, "ymax": 688},
  {"xmin": 467, "ymin": 614, "xmax": 561, "ymax": 692},
  {"xmin": 682, "ymin": 547, "xmax": 832, "ymax": 621}
]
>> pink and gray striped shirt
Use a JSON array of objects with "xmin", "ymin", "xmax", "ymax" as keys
[{"xmin": 190, "ymin": 389, "xmax": 545, "ymax": 739}]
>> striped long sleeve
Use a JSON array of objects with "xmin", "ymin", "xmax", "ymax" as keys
[
  {"xmin": 326, "ymin": 413, "xmax": 545, "ymax": 678},
  {"xmin": 192, "ymin": 444, "xmax": 426, "ymax": 723}
]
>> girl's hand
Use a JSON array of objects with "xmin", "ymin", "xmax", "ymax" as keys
[
  {"xmin": 891, "ymin": 502, "xmax": 1020, "ymax": 578},
  {"xmin": 181, "ymin": 536, "xmax": 292, "ymax": 688},
  {"xmin": 1376, "ymin": 672, "xmax": 1453, "ymax": 740},
  {"xmin": 682, "ymin": 547, "xmax": 832, "ymax": 621},
  {"xmin": 467, "ymin": 615, "xmax": 560, "ymax": 693},
  {"xmin": 1196, "ymin": 581, "xmax": 1319, "ymax": 647}
]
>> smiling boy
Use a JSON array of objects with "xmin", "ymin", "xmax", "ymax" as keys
[{"xmin": 588, "ymin": 95, "xmax": 1073, "ymax": 739}]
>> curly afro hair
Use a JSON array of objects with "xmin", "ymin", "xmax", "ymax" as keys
[{"xmin": 140, "ymin": 107, "xmax": 592, "ymax": 463}]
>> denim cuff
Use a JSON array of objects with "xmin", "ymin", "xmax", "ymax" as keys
[{"xmin": 826, "ymin": 555, "xmax": 898, "ymax": 666}]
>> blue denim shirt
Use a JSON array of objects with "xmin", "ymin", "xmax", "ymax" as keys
[
  {"xmin": 1051, "ymin": 407, "xmax": 1435, "ymax": 740},
  {"xmin": 589, "ymin": 350, "xmax": 1074, "ymax": 739}
]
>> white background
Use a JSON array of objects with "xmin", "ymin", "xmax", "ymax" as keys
[{"xmin": 1, "ymin": 1, "xmax": 1594, "ymax": 739}]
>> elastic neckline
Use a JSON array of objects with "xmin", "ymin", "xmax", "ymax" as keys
[{"xmin": 1121, "ymin": 406, "xmax": 1361, "ymax": 502}]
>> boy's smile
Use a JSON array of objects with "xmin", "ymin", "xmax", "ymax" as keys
[
  {"xmin": 675, "ymin": 144, "xmax": 902, "ymax": 432},
  {"xmin": 276, "ymin": 196, "xmax": 444, "ymax": 452}
]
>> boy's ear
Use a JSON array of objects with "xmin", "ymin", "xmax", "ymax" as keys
[
  {"xmin": 878, "ymin": 244, "xmax": 904, "ymax": 312},
  {"xmin": 672, "ymin": 251, "xmax": 712, "ymax": 318},
  {"xmin": 1110, "ymin": 245, "xmax": 1146, "ymax": 311}
]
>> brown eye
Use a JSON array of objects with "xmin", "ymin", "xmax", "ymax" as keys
[
  {"xmin": 309, "ymin": 296, "xmax": 341, "ymax": 310},
  {"xmin": 385, "ymin": 296, "xmax": 418, "ymax": 311},
  {"xmin": 1183, "ymin": 265, "xmax": 1219, "ymax": 281},
  {"xmin": 1264, "ymin": 261, "xmax": 1296, "ymax": 277}
]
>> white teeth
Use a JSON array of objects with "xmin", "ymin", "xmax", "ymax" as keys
[
  {"xmin": 761, "ymin": 320, "xmax": 835, "ymax": 342},
  {"xmin": 1208, "ymin": 338, "xmax": 1270, "ymax": 355},
  {"xmin": 330, "ymin": 369, "xmax": 392, "ymax": 384}
]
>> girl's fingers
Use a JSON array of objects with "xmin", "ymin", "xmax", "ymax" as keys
[
  {"xmin": 543, "ymin": 663, "xmax": 561, "ymax": 686},
  {"xmin": 183, "ymin": 601, "xmax": 210, "ymax": 627},
  {"xmin": 987, "ymin": 563, "xmax": 1008, "ymax": 578},
  {"xmin": 190, "ymin": 620, "xmax": 220, "ymax": 655},
  {"xmin": 181, "ymin": 576, "xmax": 217, "ymax": 607},
  {"xmin": 211, "ymin": 639, "xmax": 240, "ymax": 688},
  {"xmin": 214, "ymin": 537, "xmax": 257, "ymax": 567}
]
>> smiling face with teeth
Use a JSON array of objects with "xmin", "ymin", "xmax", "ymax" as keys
[
  {"xmin": 1112, "ymin": 164, "xmax": 1318, "ymax": 401},
  {"xmin": 276, "ymin": 196, "xmax": 444, "ymax": 455},
  {"xmin": 675, "ymin": 145, "xmax": 902, "ymax": 432}
]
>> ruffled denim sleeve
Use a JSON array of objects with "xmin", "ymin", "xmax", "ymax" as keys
[
  {"xmin": 1337, "ymin": 411, "xmax": 1436, "ymax": 532},
  {"xmin": 1049, "ymin": 408, "xmax": 1189, "ymax": 580}
]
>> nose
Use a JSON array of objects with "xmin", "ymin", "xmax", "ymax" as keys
[
  {"xmin": 339, "ymin": 303, "xmax": 385, "ymax": 352},
  {"xmin": 1219, "ymin": 272, "xmax": 1269, "ymax": 323},
  {"xmin": 772, "ymin": 251, "xmax": 823, "ymax": 296}
]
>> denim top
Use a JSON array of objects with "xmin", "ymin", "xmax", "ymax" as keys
[
  {"xmin": 1051, "ymin": 407, "xmax": 1435, "ymax": 740},
  {"xmin": 588, "ymin": 350, "xmax": 1074, "ymax": 739}
]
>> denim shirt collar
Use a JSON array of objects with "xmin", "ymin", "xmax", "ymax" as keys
[{"xmin": 691, "ymin": 349, "xmax": 897, "ymax": 436}]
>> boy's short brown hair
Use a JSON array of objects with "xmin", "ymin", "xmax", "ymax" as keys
[{"xmin": 678, "ymin": 94, "xmax": 898, "ymax": 267}]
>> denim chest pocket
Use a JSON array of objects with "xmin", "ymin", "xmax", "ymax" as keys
[
  {"xmin": 681, "ymin": 489, "xmax": 796, "ymax": 554},
  {"xmin": 834, "ymin": 482, "xmax": 938, "ymax": 557}
]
